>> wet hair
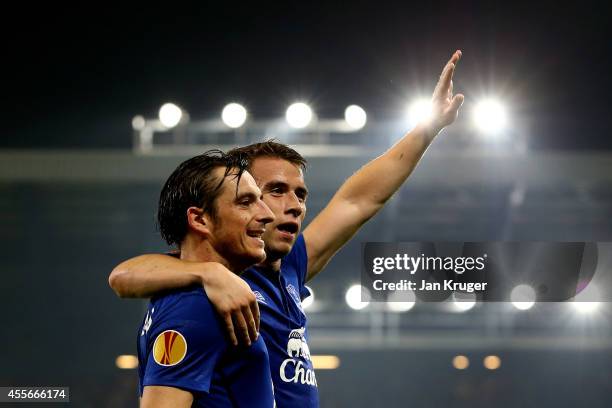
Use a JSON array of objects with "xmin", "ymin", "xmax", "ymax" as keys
[
  {"xmin": 228, "ymin": 140, "xmax": 307, "ymax": 170},
  {"xmin": 157, "ymin": 149, "xmax": 249, "ymax": 246}
]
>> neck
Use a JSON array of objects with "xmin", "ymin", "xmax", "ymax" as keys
[
  {"xmin": 180, "ymin": 235, "xmax": 244, "ymax": 273},
  {"xmin": 257, "ymin": 257, "xmax": 282, "ymax": 273}
]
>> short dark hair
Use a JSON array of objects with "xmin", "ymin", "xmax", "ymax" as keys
[
  {"xmin": 228, "ymin": 140, "xmax": 307, "ymax": 170},
  {"xmin": 157, "ymin": 149, "xmax": 249, "ymax": 247}
]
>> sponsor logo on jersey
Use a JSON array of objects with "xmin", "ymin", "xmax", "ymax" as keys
[
  {"xmin": 280, "ymin": 327, "xmax": 317, "ymax": 387},
  {"xmin": 141, "ymin": 307, "xmax": 154, "ymax": 336},
  {"xmin": 253, "ymin": 291, "xmax": 267, "ymax": 305},
  {"xmin": 153, "ymin": 330, "xmax": 187, "ymax": 366},
  {"xmin": 286, "ymin": 328, "xmax": 311, "ymax": 360}
]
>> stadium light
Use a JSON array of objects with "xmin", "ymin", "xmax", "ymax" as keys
[
  {"xmin": 115, "ymin": 355, "xmax": 138, "ymax": 369},
  {"xmin": 159, "ymin": 103, "xmax": 183, "ymax": 128},
  {"xmin": 452, "ymin": 355, "xmax": 469, "ymax": 370},
  {"xmin": 286, "ymin": 102, "xmax": 313, "ymax": 128},
  {"xmin": 483, "ymin": 355, "xmax": 501, "ymax": 370},
  {"xmin": 572, "ymin": 285, "xmax": 601, "ymax": 313},
  {"xmin": 407, "ymin": 98, "xmax": 432, "ymax": 128},
  {"xmin": 311, "ymin": 355, "xmax": 340, "ymax": 370},
  {"xmin": 302, "ymin": 286, "xmax": 315, "ymax": 310},
  {"xmin": 473, "ymin": 99, "xmax": 507, "ymax": 133},
  {"xmin": 344, "ymin": 105, "xmax": 367, "ymax": 130},
  {"xmin": 222, "ymin": 103, "xmax": 248, "ymax": 128},
  {"xmin": 511, "ymin": 284, "xmax": 536, "ymax": 310},
  {"xmin": 573, "ymin": 301, "xmax": 600, "ymax": 313},
  {"xmin": 132, "ymin": 115, "xmax": 146, "ymax": 131},
  {"xmin": 345, "ymin": 284, "xmax": 370, "ymax": 310},
  {"xmin": 451, "ymin": 292, "xmax": 476, "ymax": 312},
  {"xmin": 386, "ymin": 289, "xmax": 416, "ymax": 312}
]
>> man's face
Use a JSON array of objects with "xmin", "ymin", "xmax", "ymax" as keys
[
  {"xmin": 249, "ymin": 157, "xmax": 308, "ymax": 259},
  {"xmin": 206, "ymin": 168, "xmax": 275, "ymax": 269}
]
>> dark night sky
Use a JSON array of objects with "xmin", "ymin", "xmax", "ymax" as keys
[{"xmin": 3, "ymin": 1, "xmax": 611, "ymax": 150}]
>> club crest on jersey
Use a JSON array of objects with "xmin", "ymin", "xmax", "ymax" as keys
[
  {"xmin": 286, "ymin": 284, "xmax": 303, "ymax": 311},
  {"xmin": 153, "ymin": 330, "xmax": 187, "ymax": 366}
]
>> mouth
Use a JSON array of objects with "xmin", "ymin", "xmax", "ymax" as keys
[
  {"xmin": 276, "ymin": 222, "xmax": 299, "ymax": 239},
  {"xmin": 246, "ymin": 229, "xmax": 266, "ymax": 246}
]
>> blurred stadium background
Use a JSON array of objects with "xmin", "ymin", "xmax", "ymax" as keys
[
  {"xmin": 1, "ymin": 110, "xmax": 611, "ymax": 406},
  {"xmin": 2, "ymin": 2, "xmax": 612, "ymax": 407}
]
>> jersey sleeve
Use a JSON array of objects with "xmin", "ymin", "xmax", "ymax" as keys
[
  {"xmin": 282, "ymin": 233, "xmax": 310, "ymax": 300},
  {"xmin": 141, "ymin": 292, "xmax": 227, "ymax": 395}
]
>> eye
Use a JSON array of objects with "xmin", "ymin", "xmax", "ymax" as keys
[
  {"xmin": 296, "ymin": 191, "xmax": 308, "ymax": 202},
  {"xmin": 269, "ymin": 187, "xmax": 283, "ymax": 195},
  {"xmin": 238, "ymin": 197, "xmax": 254, "ymax": 206}
]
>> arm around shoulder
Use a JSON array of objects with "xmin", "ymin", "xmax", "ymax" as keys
[
  {"xmin": 108, "ymin": 254, "xmax": 203, "ymax": 298},
  {"xmin": 108, "ymin": 253, "xmax": 260, "ymax": 346}
]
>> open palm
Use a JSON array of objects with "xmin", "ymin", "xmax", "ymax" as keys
[{"xmin": 427, "ymin": 50, "xmax": 465, "ymax": 134}]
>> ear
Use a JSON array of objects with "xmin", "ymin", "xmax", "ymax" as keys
[{"xmin": 186, "ymin": 207, "xmax": 211, "ymax": 238}]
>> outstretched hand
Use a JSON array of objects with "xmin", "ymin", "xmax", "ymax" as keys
[{"xmin": 425, "ymin": 50, "xmax": 465, "ymax": 136}]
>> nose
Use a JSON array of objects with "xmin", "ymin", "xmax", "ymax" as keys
[
  {"xmin": 256, "ymin": 199, "xmax": 275, "ymax": 225},
  {"xmin": 286, "ymin": 192, "xmax": 303, "ymax": 218}
]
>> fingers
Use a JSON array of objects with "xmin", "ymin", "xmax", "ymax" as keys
[
  {"xmin": 251, "ymin": 299, "xmax": 260, "ymax": 334},
  {"xmin": 433, "ymin": 50, "xmax": 461, "ymax": 101},
  {"xmin": 442, "ymin": 94, "xmax": 465, "ymax": 126},
  {"xmin": 449, "ymin": 94, "xmax": 465, "ymax": 113},
  {"xmin": 242, "ymin": 304, "xmax": 259, "ymax": 344},
  {"xmin": 223, "ymin": 302, "xmax": 259, "ymax": 347},
  {"xmin": 232, "ymin": 310, "xmax": 252, "ymax": 346},
  {"xmin": 433, "ymin": 62, "xmax": 455, "ymax": 101},
  {"xmin": 223, "ymin": 313, "xmax": 238, "ymax": 346},
  {"xmin": 450, "ymin": 49, "xmax": 462, "ymax": 64}
]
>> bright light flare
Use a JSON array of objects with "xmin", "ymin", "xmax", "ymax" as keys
[
  {"xmin": 221, "ymin": 103, "xmax": 248, "ymax": 128},
  {"xmin": 573, "ymin": 301, "xmax": 600, "ymax": 313},
  {"xmin": 159, "ymin": 103, "xmax": 183, "ymax": 128},
  {"xmin": 473, "ymin": 99, "xmax": 507, "ymax": 133},
  {"xmin": 344, "ymin": 105, "xmax": 367, "ymax": 130},
  {"xmin": 407, "ymin": 99, "xmax": 432, "ymax": 128},
  {"xmin": 286, "ymin": 102, "xmax": 313, "ymax": 128},
  {"xmin": 572, "ymin": 285, "xmax": 601, "ymax": 313},
  {"xmin": 511, "ymin": 284, "xmax": 536, "ymax": 310},
  {"xmin": 345, "ymin": 284, "xmax": 370, "ymax": 310}
]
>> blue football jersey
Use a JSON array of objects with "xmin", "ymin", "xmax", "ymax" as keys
[
  {"xmin": 242, "ymin": 234, "xmax": 319, "ymax": 407},
  {"xmin": 137, "ymin": 286, "xmax": 275, "ymax": 407}
]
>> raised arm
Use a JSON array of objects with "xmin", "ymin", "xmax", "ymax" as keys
[
  {"xmin": 109, "ymin": 254, "xmax": 259, "ymax": 346},
  {"xmin": 303, "ymin": 50, "xmax": 464, "ymax": 281}
]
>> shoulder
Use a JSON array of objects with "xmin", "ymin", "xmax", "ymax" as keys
[
  {"xmin": 149, "ymin": 286, "xmax": 220, "ymax": 332},
  {"xmin": 151, "ymin": 286, "xmax": 209, "ymax": 309}
]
